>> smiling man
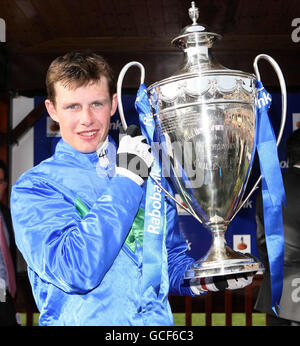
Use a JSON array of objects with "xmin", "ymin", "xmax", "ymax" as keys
[
  {"xmin": 10, "ymin": 51, "xmax": 195, "ymax": 326},
  {"xmin": 44, "ymin": 52, "xmax": 117, "ymax": 154},
  {"xmin": 46, "ymin": 80, "xmax": 115, "ymax": 153},
  {"xmin": 10, "ymin": 51, "xmax": 253, "ymax": 326}
]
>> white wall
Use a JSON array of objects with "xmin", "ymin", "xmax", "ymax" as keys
[
  {"xmin": 10, "ymin": 96, "xmax": 35, "ymax": 272},
  {"xmin": 0, "ymin": 18, "xmax": 5, "ymax": 42},
  {"xmin": 10, "ymin": 96, "xmax": 35, "ymax": 188}
]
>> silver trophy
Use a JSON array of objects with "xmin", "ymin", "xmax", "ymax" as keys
[{"xmin": 117, "ymin": 2, "xmax": 286, "ymax": 279}]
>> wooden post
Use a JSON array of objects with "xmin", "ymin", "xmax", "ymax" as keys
[
  {"xmin": 185, "ymin": 296, "xmax": 192, "ymax": 326},
  {"xmin": 245, "ymin": 284, "xmax": 253, "ymax": 326},
  {"xmin": 205, "ymin": 292, "xmax": 212, "ymax": 326},
  {"xmin": 225, "ymin": 289, "xmax": 232, "ymax": 326}
]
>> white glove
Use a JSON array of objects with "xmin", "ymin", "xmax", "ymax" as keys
[
  {"xmin": 116, "ymin": 125, "xmax": 154, "ymax": 185},
  {"xmin": 190, "ymin": 273, "xmax": 254, "ymax": 295}
]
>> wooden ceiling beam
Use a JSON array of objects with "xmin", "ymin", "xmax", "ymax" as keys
[{"xmin": 16, "ymin": 34, "xmax": 296, "ymax": 54}]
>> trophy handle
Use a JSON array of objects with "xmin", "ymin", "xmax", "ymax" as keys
[
  {"xmin": 117, "ymin": 61, "xmax": 145, "ymax": 132},
  {"xmin": 229, "ymin": 54, "xmax": 287, "ymax": 222},
  {"xmin": 117, "ymin": 61, "xmax": 203, "ymax": 222}
]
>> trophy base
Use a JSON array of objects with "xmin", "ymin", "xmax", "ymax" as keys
[{"xmin": 184, "ymin": 245, "xmax": 264, "ymax": 279}]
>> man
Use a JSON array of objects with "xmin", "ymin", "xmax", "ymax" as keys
[
  {"xmin": 11, "ymin": 51, "xmax": 252, "ymax": 326},
  {"xmin": 255, "ymin": 129, "xmax": 300, "ymax": 325},
  {"xmin": 0, "ymin": 160, "xmax": 18, "ymax": 326}
]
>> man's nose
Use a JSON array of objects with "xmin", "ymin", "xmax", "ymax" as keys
[{"xmin": 80, "ymin": 107, "xmax": 94, "ymax": 126}]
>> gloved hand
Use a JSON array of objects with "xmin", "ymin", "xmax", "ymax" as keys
[
  {"xmin": 190, "ymin": 272, "xmax": 254, "ymax": 295},
  {"xmin": 116, "ymin": 125, "xmax": 154, "ymax": 185}
]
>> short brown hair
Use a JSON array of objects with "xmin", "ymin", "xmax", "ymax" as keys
[{"xmin": 46, "ymin": 51, "xmax": 116, "ymax": 103}]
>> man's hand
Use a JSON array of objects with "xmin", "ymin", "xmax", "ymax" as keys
[
  {"xmin": 190, "ymin": 272, "xmax": 254, "ymax": 295},
  {"xmin": 116, "ymin": 125, "xmax": 154, "ymax": 185}
]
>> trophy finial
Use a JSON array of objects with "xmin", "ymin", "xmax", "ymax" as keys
[
  {"xmin": 189, "ymin": 2, "xmax": 199, "ymax": 25},
  {"xmin": 172, "ymin": 1, "xmax": 222, "ymax": 49}
]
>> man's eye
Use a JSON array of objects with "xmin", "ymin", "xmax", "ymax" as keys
[
  {"xmin": 67, "ymin": 104, "xmax": 79, "ymax": 110},
  {"xmin": 92, "ymin": 103, "xmax": 102, "ymax": 108}
]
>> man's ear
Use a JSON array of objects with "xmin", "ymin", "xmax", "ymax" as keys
[
  {"xmin": 110, "ymin": 93, "xmax": 118, "ymax": 117},
  {"xmin": 45, "ymin": 99, "xmax": 59, "ymax": 122}
]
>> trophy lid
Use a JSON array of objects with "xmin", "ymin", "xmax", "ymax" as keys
[
  {"xmin": 171, "ymin": 1, "xmax": 222, "ymax": 50},
  {"xmin": 169, "ymin": 1, "xmax": 226, "ymax": 74},
  {"xmin": 148, "ymin": 1, "xmax": 255, "ymax": 91}
]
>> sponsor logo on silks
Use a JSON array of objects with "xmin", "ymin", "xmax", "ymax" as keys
[
  {"xmin": 125, "ymin": 202, "xmax": 167, "ymax": 253},
  {"xmin": 74, "ymin": 195, "xmax": 166, "ymax": 254},
  {"xmin": 75, "ymin": 195, "xmax": 90, "ymax": 219}
]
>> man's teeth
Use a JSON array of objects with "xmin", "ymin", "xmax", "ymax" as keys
[{"xmin": 80, "ymin": 131, "xmax": 97, "ymax": 137}]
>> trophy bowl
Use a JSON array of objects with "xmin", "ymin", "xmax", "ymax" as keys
[
  {"xmin": 148, "ymin": 71, "xmax": 261, "ymax": 278},
  {"xmin": 117, "ymin": 2, "xmax": 286, "ymax": 279}
]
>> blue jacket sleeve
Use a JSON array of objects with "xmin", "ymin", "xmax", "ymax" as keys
[
  {"xmin": 164, "ymin": 188, "xmax": 195, "ymax": 296},
  {"xmin": 11, "ymin": 175, "xmax": 143, "ymax": 294}
]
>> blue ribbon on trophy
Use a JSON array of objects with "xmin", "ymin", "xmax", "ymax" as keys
[
  {"xmin": 135, "ymin": 84, "xmax": 165, "ymax": 297},
  {"xmin": 255, "ymin": 81, "xmax": 286, "ymax": 313}
]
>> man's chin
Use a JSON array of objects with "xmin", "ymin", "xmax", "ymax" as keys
[
  {"xmin": 71, "ymin": 141, "xmax": 99, "ymax": 154},
  {"xmin": 79, "ymin": 145, "xmax": 98, "ymax": 154},
  {"xmin": 63, "ymin": 135, "xmax": 105, "ymax": 154}
]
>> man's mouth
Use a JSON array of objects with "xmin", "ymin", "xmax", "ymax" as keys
[{"xmin": 78, "ymin": 130, "xmax": 98, "ymax": 138}]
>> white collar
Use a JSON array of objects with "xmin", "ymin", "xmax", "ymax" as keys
[{"xmin": 96, "ymin": 137, "xmax": 108, "ymax": 158}]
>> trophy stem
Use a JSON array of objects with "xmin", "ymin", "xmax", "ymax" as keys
[
  {"xmin": 204, "ymin": 224, "xmax": 245, "ymax": 263},
  {"xmin": 184, "ymin": 223, "xmax": 263, "ymax": 279},
  {"xmin": 206, "ymin": 224, "xmax": 229, "ymax": 260}
]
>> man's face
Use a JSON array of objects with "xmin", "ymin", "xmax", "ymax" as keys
[{"xmin": 45, "ymin": 78, "xmax": 117, "ymax": 153}]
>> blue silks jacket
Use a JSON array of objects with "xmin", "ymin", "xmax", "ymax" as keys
[{"xmin": 11, "ymin": 138, "xmax": 195, "ymax": 326}]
